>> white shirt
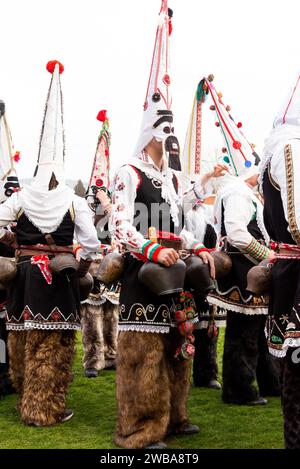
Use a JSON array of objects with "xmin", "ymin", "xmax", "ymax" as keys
[
  {"xmin": 110, "ymin": 159, "xmax": 204, "ymax": 254},
  {"xmin": 223, "ymin": 193, "xmax": 256, "ymax": 251},
  {"xmin": 0, "ymin": 192, "xmax": 100, "ymax": 260}
]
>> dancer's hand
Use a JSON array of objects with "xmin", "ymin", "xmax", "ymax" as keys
[
  {"xmin": 157, "ymin": 248, "xmax": 179, "ymax": 267},
  {"xmin": 267, "ymin": 250, "xmax": 277, "ymax": 263},
  {"xmin": 96, "ymin": 190, "xmax": 111, "ymax": 209},
  {"xmin": 198, "ymin": 251, "xmax": 216, "ymax": 279}
]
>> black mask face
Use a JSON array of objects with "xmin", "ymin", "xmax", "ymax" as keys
[{"xmin": 165, "ymin": 135, "xmax": 181, "ymax": 171}]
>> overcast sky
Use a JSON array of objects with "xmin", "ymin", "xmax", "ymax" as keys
[{"xmin": 1, "ymin": 0, "xmax": 300, "ymax": 182}]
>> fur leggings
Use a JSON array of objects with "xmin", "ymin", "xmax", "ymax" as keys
[
  {"xmin": 81, "ymin": 301, "xmax": 119, "ymax": 370},
  {"xmin": 115, "ymin": 328, "xmax": 191, "ymax": 449},
  {"xmin": 8, "ymin": 329, "xmax": 75, "ymax": 426}
]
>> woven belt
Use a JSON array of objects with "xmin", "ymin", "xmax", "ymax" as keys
[
  {"xmin": 270, "ymin": 241, "xmax": 300, "ymax": 259},
  {"xmin": 16, "ymin": 244, "xmax": 74, "ymax": 258}
]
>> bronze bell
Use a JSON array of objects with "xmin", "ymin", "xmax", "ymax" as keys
[
  {"xmin": 0, "ymin": 257, "xmax": 17, "ymax": 290},
  {"xmin": 138, "ymin": 259, "xmax": 186, "ymax": 296},
  {"xmin": 246, "ymin": 259, "xmax": 272, "ymax": 296},
  {"xmin": 79, "ymin": 272, "xmax": 94, "ymax": 301},
  {"xmin": 97, "ymin": 252, "xmax": 126, "ymax": 284},
  {"xmin": 184, "ymin": 255, "xmax": 216, "ymax": 295},
  {"xmin": 48, "ymin": 254, "xmax": 79, "ymax": 276},
  {"xmin": 211, "ymin": 251, "xmax": 232, "ymax": 278}
]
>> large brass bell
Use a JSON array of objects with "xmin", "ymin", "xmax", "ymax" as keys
[{"xmin": 246, "ymin": 259, "xmax": 273, "ymax": 296}]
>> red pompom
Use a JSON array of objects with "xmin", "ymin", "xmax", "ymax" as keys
[
  {"xmin": 168, "ymin": 19, "xmax": 173, "ymax": 36},
  {"xmin": 233, "ymin": 140, "xmax": 242, "ymax": 150},
  {"xmin": 13, "ymin": 151, "xmax": 20, "ymax": 163},
  {"xmin": 237, "ymin": 122, "xmax": 242, "ymax": 128},
  {"xmin": 97, "ymin": 110, "xmax": 108, "ymax": 122},
  {"xmin": 105, "ymin": 148, "xmax": 109, "ymax": 157},
  {"xmin": 46, "ymin": 60, "xmax": 64, "ymax": 74},
  {"xmin": 210, "ymin": 105, "xmax": 216, "ymax": 111},
  {"xmin": 215, "ymin": 122, "xmax": 220, "ymax": 127}
]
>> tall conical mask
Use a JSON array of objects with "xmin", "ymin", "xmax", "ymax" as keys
[
  {"xmin": 205, "ymin": 76, "xmax": 260, "ymax": 179},
  {"xmin": 33, "ymin": 60, "xmax": 65, "ymax": 190},
  {"xmin": 0, "ymin": 100, "xmax": 20, "ymax": 202},
  {"xmin": 134, "ymin": 0, "xmax": 180, "ymax": 170},
  {"xmin": 86, "ymin": 110, "xmax": 111, "ymax": 213}
]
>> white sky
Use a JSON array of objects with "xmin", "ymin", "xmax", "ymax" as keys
[{"xmin": 1, "ymin": 0, "xmax": 300, "ymax": 182}]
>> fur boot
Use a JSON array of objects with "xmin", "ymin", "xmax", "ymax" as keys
[
  {"xmin": 103, "ymin": 302, "xmax": 118, "ymax": 368},
  {"xmin": 81, "ymin": 303, "xmax": 105, "ymax": 371}
]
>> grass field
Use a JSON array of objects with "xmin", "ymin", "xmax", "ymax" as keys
[{"xmin": 0, "ymin": 330, "xmax": 284, "ymax": 449}]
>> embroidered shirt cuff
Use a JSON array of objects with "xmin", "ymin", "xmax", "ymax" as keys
[
  {"xmin": 191, "ymin": 242, "xmax": 209, "ymax": 256},
  {"xmin": 244, "ymin": 238, "xmax": 270, "ymax": 262},
  {"xmin": 141, "ymin": 241, "xmax": 164, "ymax": 263}
]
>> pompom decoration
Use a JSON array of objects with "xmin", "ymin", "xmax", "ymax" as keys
[
  {"xmin": 232, "ymin": 140, "xmax": 241, "ymax": 150},
  {"xmin": 174, "ymin": 310, "xmax": 187, "ymax": 323},
  {"xmin": 163, "ymin": 74, "xmax": 171, "ymax": 86},
  {"xmin": 13, "ymin": 151, "xmax": 20, "ymax": 163},
  {"xmin": 207, "ymin": 74, "xmax": 214, "ymax": 82},
  {"xmin": 46, "ymin": 60, "xmax": 64, "ymax": 74},
  {"xmin": 237, "ymin": 122, "xmax": 242, "ymax": 128},
  {"xmin": 251, "ymin": 143, "xmax": 256, "ymax": 149},
  {"xmin": 226, "ymin": 105, "xmax": 231, "ymax": 112},
  {"xmin": 178, "ymin": 321, "xmax": 194, "ymax": 336},
  {"xmin": 168, "ymin": 19, "xmax": 173, "ymax": 36},
  {"xmin": 97, "ymin": 110, "xmax": 107, "ymax": 122},
  {"xmin": 215, "ymin": 122, "xmax": 220, "ymax": 127},
  {"xmin": 245, "ymin": 160, "xmax": 252, "ymax": 168},
  {"xmin": 210, "ymin": 105, "xmax": 216, "ymax": 111},
  {"xmin": 217, "ymin": 92, "xmax": 223, "ymax": 99},
  {"xmin": 105, "ymin": 149, "xmax": 109, "ymax": 157},
  {"xmin": 222, "ymin": 147, "xmax": 227, "ymax": 153},
  {"xmin": 175, "ymin": 342, "xmax": 195, "ymax": 361},
  {"xmin": 223, "ymin": 156, "xmax": 230, "ymax": 164}
]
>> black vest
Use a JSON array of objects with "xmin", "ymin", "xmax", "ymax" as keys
[
  {"xmin": 262, "ymin": 164, "xmax": 295, "ymax": 244},
  {"xmin": 130, "ymin": 165, "xmax": 183, "ymax": 236},
  {"xmin": 16, "ymin": 210, "xmax": 75, "ymax": 246}
]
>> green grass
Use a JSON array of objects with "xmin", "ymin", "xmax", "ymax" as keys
[{"xmin": 0, "ymin": 331, "xmax": 284, "ymax": 449}]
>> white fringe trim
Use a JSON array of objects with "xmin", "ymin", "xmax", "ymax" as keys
[
  {"xmin": 208, "ymin": 296, "xmax": 268, "ymax": 316},
  {"xmin": 118, "ymin": 324, "xmax": 170, "ymax": 334},
  {"xmin": 6, "ymin": 321, "xmax": 81, "ymax": 331},
  {"xmin": 81, "ymin": 298, "xmax": 106, "ymax": 306}
]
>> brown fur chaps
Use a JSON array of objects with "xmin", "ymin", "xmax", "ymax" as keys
[
  {"xmin": 8, "ymin": 329, "xmax": 75, "ymax": 426},
  {"xmin": 115, "ymin": 328, "xmax": 191, "ymax": 449}
]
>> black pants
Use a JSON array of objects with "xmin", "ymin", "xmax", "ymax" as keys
[
  {"xmin": 222, "ymin": 313, "xmax": 280, "ymax": 404},
  {"xmin": 193, "ymin": 328, "xmax": 218, "ymax": 386},
  {"xmin": 282, "ymin": 349, "xmax": 300, "ymax": 449}
]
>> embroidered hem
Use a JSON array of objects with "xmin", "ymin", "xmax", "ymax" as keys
[
  {"xmin": 268, "ymin": 336, "xmax": 300, "ymax": 358},
  {"xmin": 208, "ymin": 296, "xmax": 268, "ymax": 316}
]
